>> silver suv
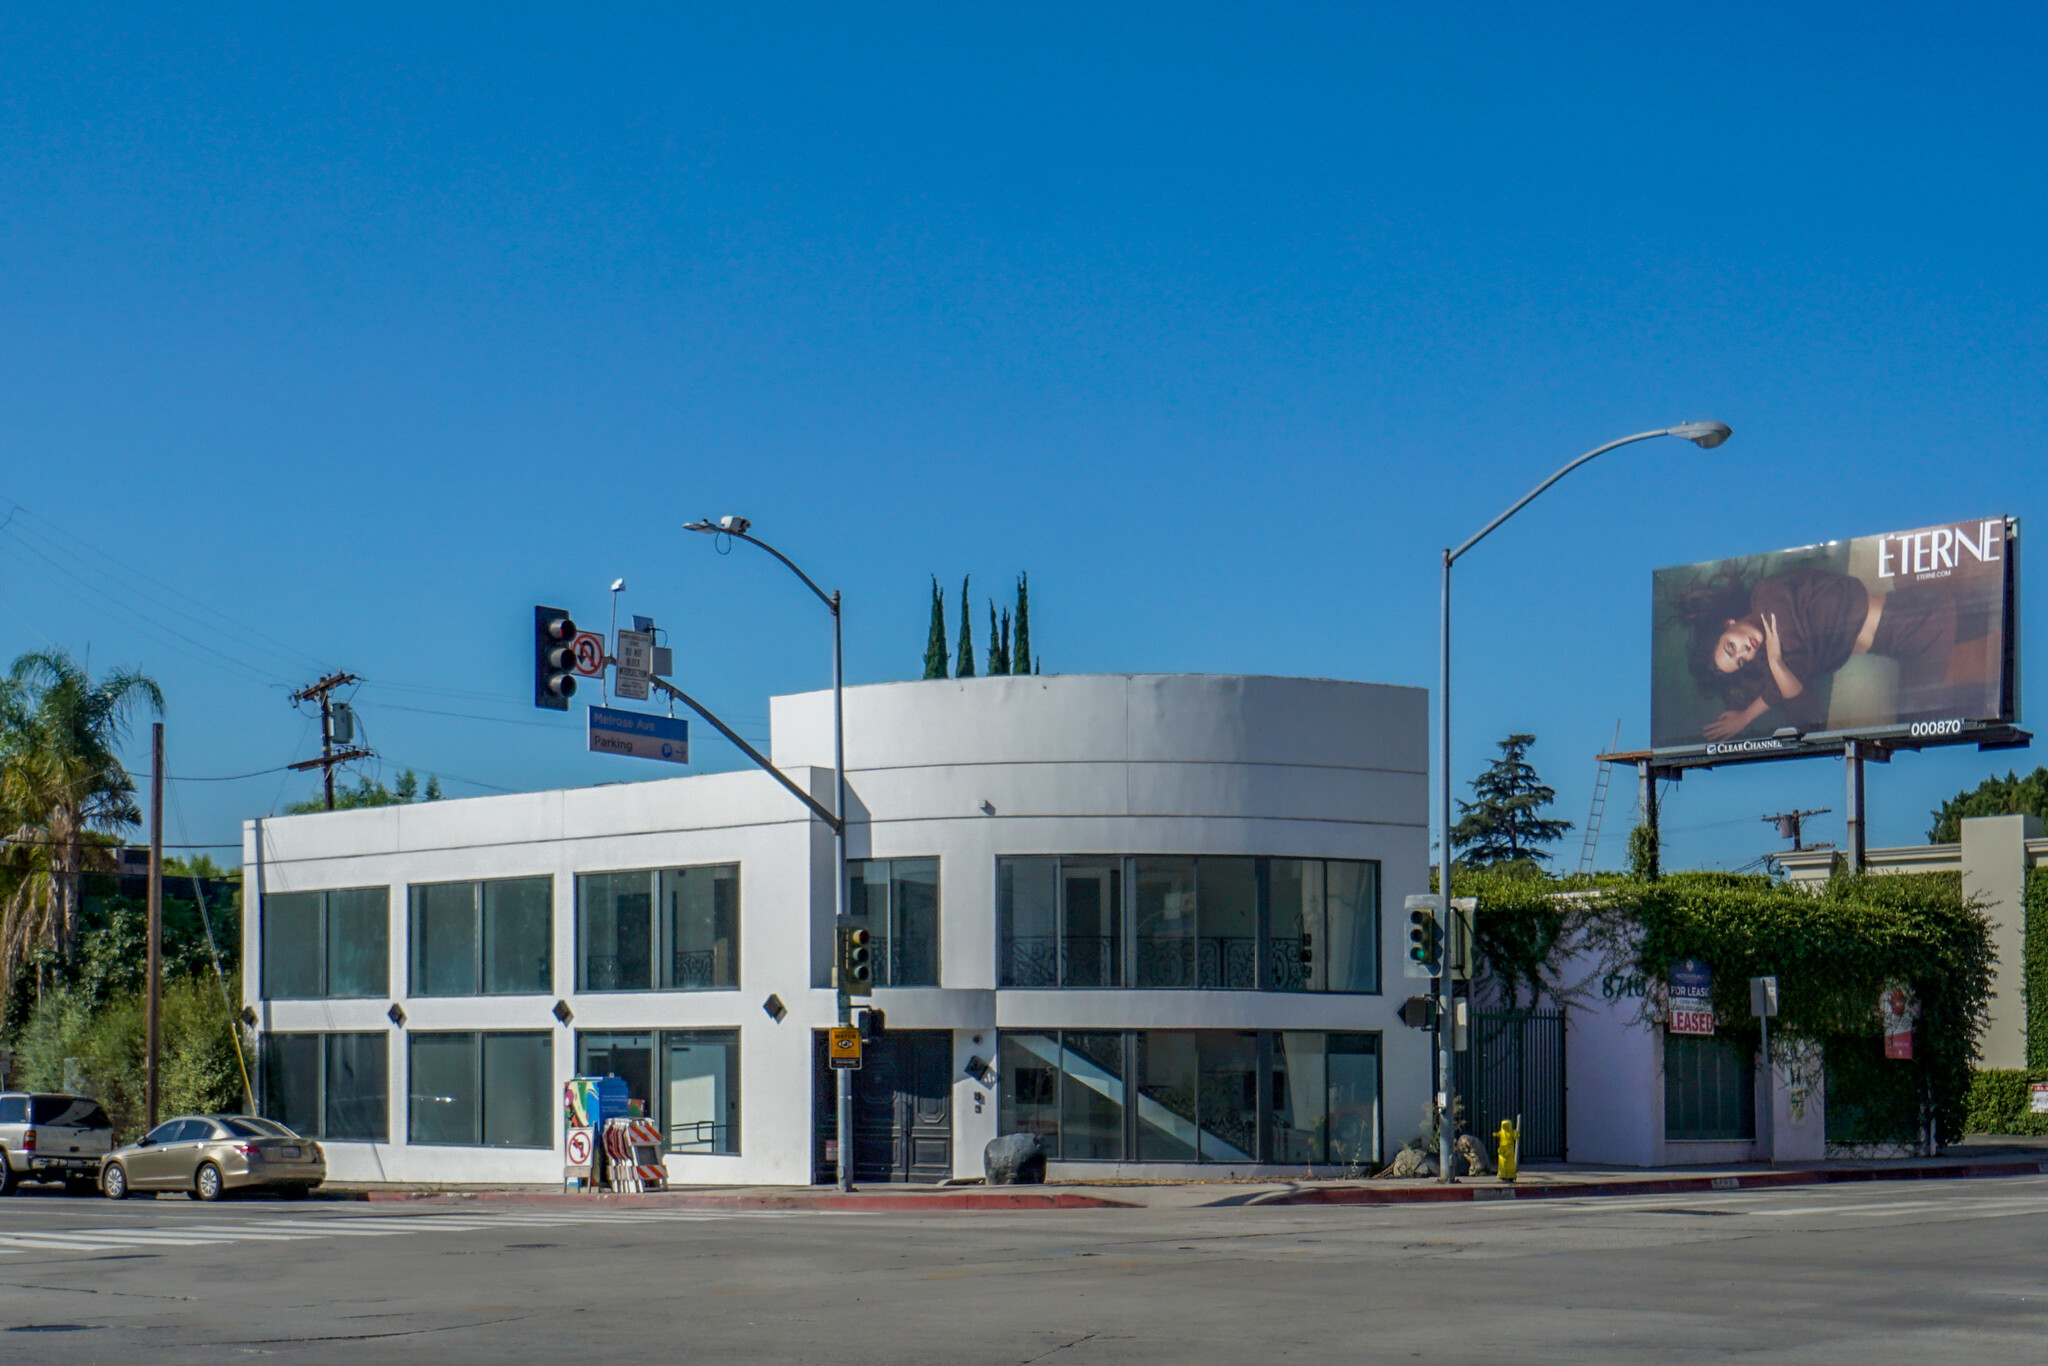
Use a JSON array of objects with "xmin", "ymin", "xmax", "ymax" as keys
[{"xmin": 0, "ymin": 1092, "xmax": 115, "ymax": 1194}]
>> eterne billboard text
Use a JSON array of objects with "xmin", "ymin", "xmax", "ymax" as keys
[{"xmin": 1651, "ymin": 517, "xmax": 2017, "ymax": 752}]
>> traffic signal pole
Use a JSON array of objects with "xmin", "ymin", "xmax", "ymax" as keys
[{"xmin": 832, "ymin": 593, "xmax": 853, "ymax": 1192}]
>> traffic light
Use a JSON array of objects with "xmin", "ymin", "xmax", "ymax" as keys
[
  {"xmin": 534, "ymin": 606, "xmax": 580, "ymax": 710},
  {"xmin": 1407, "ymin": 903, "xmax": 1441, "ymax": 976},
  {"xmin": 1399, "ymin": 995, "xmax": 1439, "ymax": 1029},
  {"xmin": 857, "ymin": 1006, "xmax": 886, "ymax": 1042},
  {"xmin": 837, "ymin": 921, "xmax": 873, "ymax": 996}
]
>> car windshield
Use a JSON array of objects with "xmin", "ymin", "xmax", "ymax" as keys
[
  {"xmin": 218, "ymin": 1116, "xmax": 296, "ymax": 1139},
  {"xmin": 30, "ymin": 1097, "xmax": 111, "ymax": 1129}
]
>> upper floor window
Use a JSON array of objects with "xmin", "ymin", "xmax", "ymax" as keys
[
  {"xmin": 847, "ymin": 858, "xmax": 939, "ymax": 987},
  {"xmin": 997, "ymin": 856, "xmax": 1379, "ymax": 993},
  {"xmin": 409, "ymin": 876, "xmax": 552, "ymax": 997},
  {"xmin": 576, "ymin": 864, "xmax": 738, "ymax": 992},
  {"xmin": 261, "ymin": 887, "xmax": 389, "ymax": 1000}
]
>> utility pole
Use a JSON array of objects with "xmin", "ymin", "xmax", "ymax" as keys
[
  {"xmin": 1761, "ymin": 808, "xmax": 1830, "ymax": 852},
  {"xmin": 289, "ymin": 672, "xmax": 370, "ymax": 809},
  {"xmin": 145, "ymin": 722, "xmax": 164, "ymax": 1131}
]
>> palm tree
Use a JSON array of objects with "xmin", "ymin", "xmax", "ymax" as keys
[{"xmin": 0, "ymin": 650, "xmax": 162, "ymax": 995}]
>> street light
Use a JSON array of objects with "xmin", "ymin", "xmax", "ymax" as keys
[
  {"xmin": 1435, "ymin": 421, "xmax": 1731, "ymax": 1182},
  {"xmin": 684, "ymin": 516, "xmax": 852, "ymax": 1191}
]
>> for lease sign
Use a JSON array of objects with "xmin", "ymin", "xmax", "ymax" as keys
[{"xmin": 1668, "ymin": 958, "xmax": 1716, "ymax": 1036}]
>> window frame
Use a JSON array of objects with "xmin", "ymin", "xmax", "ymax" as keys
[
  {"xmin": 574, "ymin": 864, "xmax": 741, "ymax": 993},
  {"xmin": 996, "ymin": 856, "xmax": 1381, "ymax": 995},
  {"xmin": 260, "ymin": 886, "xmax": 391, "ymax": 1000},
  {"xmin": 999, "ymin": 1029, "xmax": 1382, "ymax": 1167},
  {"xmin": 258, "ymin": 1030, "xmax": 390, "ymax": 1142},
  {"xmin": 847, "ymin": 857, "xmax": 941, "ymax": 987},
  {"xmin": 406, "ymin": 1030, "xmax": 556, "ymax": 1149},
  {"xmin": 575, "ymin": 1028, "xmax": 742, "ymax": 1156},
  {"xmin": 406, "ymin": 875, "xmax": 554, "ymax": 998}
]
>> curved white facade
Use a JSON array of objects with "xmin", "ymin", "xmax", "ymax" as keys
[{"xmin": 246, "ymin": 673, "xmax": 1430, "ymax": 1186}]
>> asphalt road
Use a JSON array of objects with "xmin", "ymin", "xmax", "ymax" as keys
[{"xmin": 1, "ymin": 1176, "xmax": 2045, "ymax": 1364}]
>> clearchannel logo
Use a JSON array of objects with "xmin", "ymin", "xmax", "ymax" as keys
[{"xmin": 1704, "ymin": 737, "xmax": 1788, "ymax": 757}]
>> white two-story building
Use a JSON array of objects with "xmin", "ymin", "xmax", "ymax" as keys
[{"xmin": 243, "ymin": 673, "xmax": 1431, "ymax": 1186}]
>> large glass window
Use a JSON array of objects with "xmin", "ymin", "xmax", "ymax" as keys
[
  {"xmin": 1665, "ymin": 1032, "xmax": 1756, "ymax": 1141},
  {"xmin": 1268, "ymin": 1032, "xmax": 1381, "ymax": 1166},
  {"xmin": 408, "ymin": 877, "xmax": 552, "ymax": 997},
  {"xmin": 998, "ymin": 857, "xmax": 1122, "ymax": 987},
  {"xmin": 407, "ymin": 1031, "xmax": 554, "ymax": 1148},
  {"xmin": 260, "ymin": 1031, "xmax": 388, "ymax": 1141},
  {"xmin": 847, "ymin": 859, "xmax": 939, "ymax": 987},
  {"xmin": 998, "ymin": 857, "xmax": 1379, "ymax": 993},
  {"xmin": 576, "ymin": 865, "xmax": 739, "ymax": 992},
  {"xmin": 577, "ymin": 1029, "xmax": 741, "ymax": 1155},
  {"xmin": 1002, "ymin": 1030, "xmax": 1381, "ymax": 1168},
  {"xmin": 261, "ymin": 887, "xmax": 390, "ymax": 999}
]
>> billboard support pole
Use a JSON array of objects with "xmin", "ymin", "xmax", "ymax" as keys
[{"xmin": 1845, "ymin": 739, "xmax": 1866, "ymax": 872}]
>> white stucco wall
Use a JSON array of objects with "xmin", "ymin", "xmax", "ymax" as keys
[{"xmin": 247, "ymin": 673, "xmax": 1430, "ymax": 1186}]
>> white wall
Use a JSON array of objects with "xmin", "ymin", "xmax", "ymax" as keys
[{"xmin": 247, "ymin": 673, "xmax": 1432, "ymax": 1186}]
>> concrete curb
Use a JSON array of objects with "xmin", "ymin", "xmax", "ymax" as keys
[
  {"xmin": 320, "ymin": 1156, "xmax": 2048, "ymax": 1212},
  {"xmin": 1247, "ymin": 1157, "xmax": 2048, "ymax": 1206},
  {"xmin": 353, "ymin": 1187, "xmax": 1140, "ymax": 1211}
]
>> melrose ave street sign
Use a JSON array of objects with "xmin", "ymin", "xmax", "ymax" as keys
[{"xmin": 587, "ymin": 705, "xmax": 690, "ymax": 765}]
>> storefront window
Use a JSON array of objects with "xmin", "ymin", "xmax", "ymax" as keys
[
  {"xmin": 260, "ymin": 1031, "xmax": 388, "ymax": 1141},
  {"xmin": 407, "ymin": 1032, "xmax": 553, "ymax": 1149},
  {"xmin": 576, "ymin": 865, "xmax": 739, "ymax": 992},
  {"xmin": 1002, "ymin": 1029, "xmax": 1380, "ymax": 1169},
  {"xmin": 848, "ymin": 859, "xmax": 940, "ymax": 986},
  {"xmin": 578, "ymin": 1029, "xmax": 741, "ymax": 1155},
  {"xmin": 262, "ymin": 888, "xmax": 390, "ymax": 1000}
]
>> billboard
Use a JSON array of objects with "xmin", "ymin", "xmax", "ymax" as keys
[{"xmin": 1652, "ymin": 516, "xmax": 2017, "ymax": 753}]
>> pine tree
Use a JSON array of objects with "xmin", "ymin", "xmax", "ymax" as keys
[
  {"xmin": 1012, "ymin": 572, "xmax": 1031, "ymax": 677},
  {"xmin": 922, "ymin": 575, "xmax": 949, "ymax": 679},
  {"xmin": 1449, "ymin": 734, "xmax": 1573, "ymax": 870},
  {"xmin": 954, "ymin": 576, "xmax": 975, "ymax": 677}
]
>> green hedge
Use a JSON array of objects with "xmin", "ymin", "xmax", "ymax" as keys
[{"xmin": 1965, "ymin": 1069, "xmax": 2048, "ymax": 1136}]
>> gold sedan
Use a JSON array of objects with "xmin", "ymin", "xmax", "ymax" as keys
[{"xmin": 101, "ymin": 1115, "xmax": 326, "ymax": 1200}]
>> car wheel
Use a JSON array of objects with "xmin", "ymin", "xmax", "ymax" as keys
[
  {"xmin": 193, "ymin": 1162, "xmax": 224, "ymax": 1202},
  {"xmin": 102, "ymin": 1163, "xmax": 130, "ymax": 1200}
]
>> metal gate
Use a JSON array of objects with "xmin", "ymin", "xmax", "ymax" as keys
[{"xmin": 1454, "ymin": 1010, "xmax": 1566, "ymax": 1163}]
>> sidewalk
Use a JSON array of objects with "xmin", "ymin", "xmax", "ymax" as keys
[{"xmin": 330, "ymin": 1141, "xmax": 2048, "ymax": 1212}]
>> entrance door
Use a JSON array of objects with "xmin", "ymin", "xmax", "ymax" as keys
[{"xmin": 814, "ymin": 1030, "xmax": 953, "ymax": 1183}]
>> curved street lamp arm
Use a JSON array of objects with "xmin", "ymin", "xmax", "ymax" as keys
[
  {"xmin": 688, "ymin": 522, "xmax": 838, "ymax": 613},
  {"xmin": 1446, "ymin": 429, "xmax": 1674, "ymax": 566}
]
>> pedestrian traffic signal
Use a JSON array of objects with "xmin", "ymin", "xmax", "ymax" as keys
[
  {"xmin": 837, "ymin": 921, "xmax": 873, "ymax": 996},
  {"xmin": 534, "ymin": 606, "xmax": 580, "ymax": 710},
  {"xmin": 1407, "ymin": 903, "xmax": 1441, "ymax": 976},
  {"xmin": 857, "ymin": 1006, "xmax": 886, "ymax": 1042}
]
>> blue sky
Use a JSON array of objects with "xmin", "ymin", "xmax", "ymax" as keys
[{"xmin": 0, "ymin": 5, "xmax": 2040, "ymax": 868}]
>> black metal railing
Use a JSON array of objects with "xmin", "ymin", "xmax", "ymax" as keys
[
  {"xmin": 670, "ymin": 948, "xmax": 720, "ymax": 989},
  {"xmin": 1000, "ymin": 936, "xmax": 1121, "ymax": 988}
]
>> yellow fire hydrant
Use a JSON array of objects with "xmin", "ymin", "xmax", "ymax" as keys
[{"xmin": 1497, "ymin": 1118, "xmax": 1520, "ymax": 1183}]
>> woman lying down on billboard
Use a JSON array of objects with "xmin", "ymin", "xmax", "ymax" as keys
[{"xmin": 1683, "ymin": 567, "xmax": 1987, "ymax": 740}]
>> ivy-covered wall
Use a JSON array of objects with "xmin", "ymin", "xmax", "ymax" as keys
[
  {"xmin": 1457, "ymin": 869, "xmax": 1993, "ymax": 1145},
  {"xmin": 2026, "ymin": 865, "xmax": 2047, "ymax": 1071}
]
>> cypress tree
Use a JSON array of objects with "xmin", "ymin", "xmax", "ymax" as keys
[
  {"xmin": 1012, "ymin": 572, "xmax": 1031, "ymax": 677},
  {"xmin": 922, "ymin": 576, "xmax": 949, "ymax": 679},
  {"xmin": 955, "ymin": 576, "xmax": 975, "ymax": 677},
  {"xmin": 987, "ymin": 602, "xmax": 1010, "ymax": 674}
]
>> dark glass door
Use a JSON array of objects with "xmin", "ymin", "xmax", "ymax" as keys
[{"xmin": 813, "ymin": 1030, "xmax": 953, "ymax": 1184}]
